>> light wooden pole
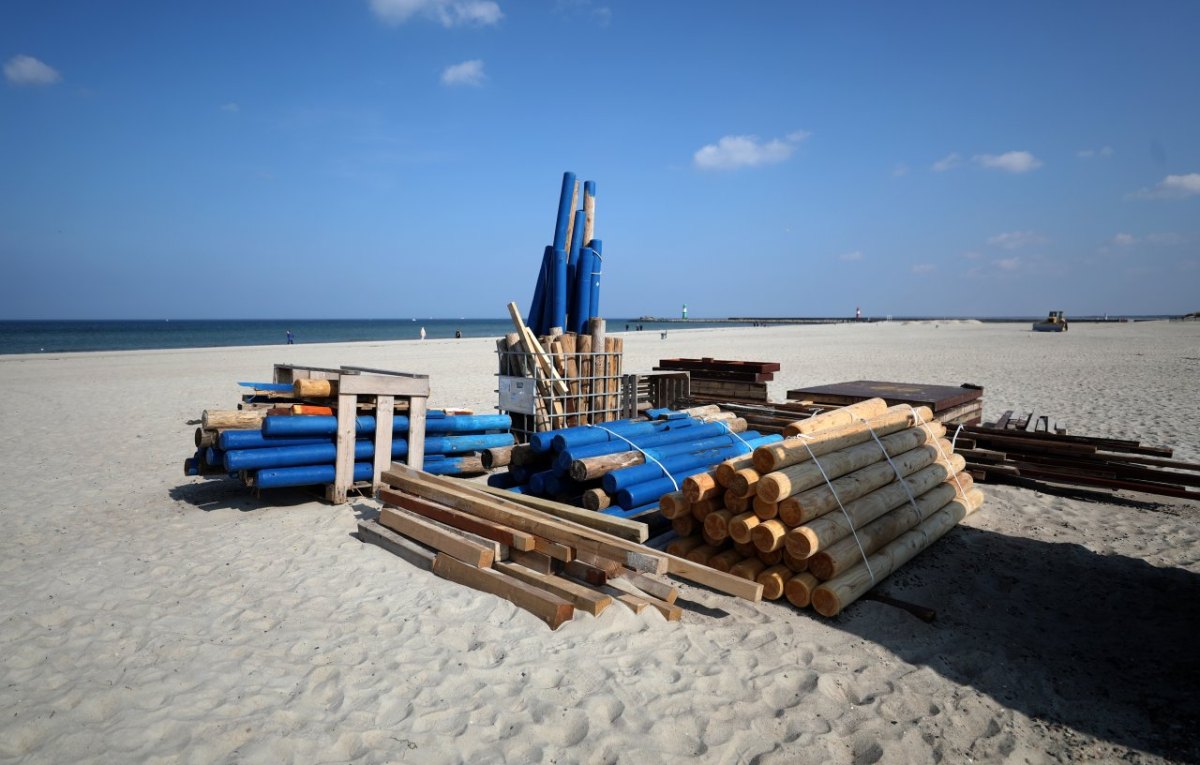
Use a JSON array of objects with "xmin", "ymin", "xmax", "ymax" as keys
[
  {"xmin": 782, "ymin": 397, "xmax": 888, "ymax": 437},
  {"xmin": 753, "ymin": 406, "xmax": 933, "ymax": 473}
]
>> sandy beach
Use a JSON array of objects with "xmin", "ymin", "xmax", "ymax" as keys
[{"xmin": 1, "ymin": 320, "xmax": 1198, "ymax": 764}]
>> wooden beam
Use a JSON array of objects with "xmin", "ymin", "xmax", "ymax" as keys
[
  {"xmin": 468, "ymin": 483, "xmax": 648, "ymax": 542},
  {"xmin": 356, "ymin": 520, "xmax": 435, "ymax": 570},
  {"xmin": 380, "ymin": 490, "xmax": 537, "ymax": 552},
  {"xmin": 494, "ymin": 562, "xmax": 613, "ymax": 616},
  {"xmin": 508, "ymin": 549, "xmax": 553, "ymax": 574},
  {"xmin": 378, "ymin": 507, "xmax": 495, "ymax": 568},
  {"xmin": 432, "ymin": 553, "xmax": 574, "ymax": 630}
]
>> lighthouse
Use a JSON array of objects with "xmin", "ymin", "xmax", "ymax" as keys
[
  {"xmin": 682, "ymin": 303, "xmax": 688, "ymax": 320},
  {"xmin": 855, "ymin": 305, "xmax": 862, "ymax": 321}
]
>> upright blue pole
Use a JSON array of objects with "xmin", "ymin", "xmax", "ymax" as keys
[
  {"xmin": 572, "ymin": 248, "xmax": 594, "ymax": 334},
  {"xmin": 527, "ymin": 246, "xmax": 549, "ymax": 330},
  {"xmin": 539, "ymin": 246, "xmax": 555, "ymax": 336},
  {"xmin": 588, "ymin": 239, "xmax": 602, "ymax": 319},
  {"xmin": 552, "ymin": 172, "xmax": 577, "ymax": 251},
  {"xmin": 551, "ymin": 246, "xmax": 567, "ymax": 331},
  {"xmin": 566, "ymin": 209, "xmax": 586, "ymax": 327}
]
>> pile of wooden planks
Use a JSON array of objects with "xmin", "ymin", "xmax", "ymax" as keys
[
  {"xmin": 499, "ymin": 303, "xmax": 624, "ymax": 439},
  {"xmin": 357, "ymin": 465, "xmax": 765, "ymax": 629},
  {"xmin": 785, "ymin": 380, "xmax": 984, "ymax": 427},
  {"xmin": 958, "ymin": 416, "xmax": 1199, "ymax": 500},
  {"xmin": 655, "ymin": 358, "xmax": 779, "ymax": 403},
  {"xmin": 657, "ymin": 398, "xmax": 984, "ymax": 617}
]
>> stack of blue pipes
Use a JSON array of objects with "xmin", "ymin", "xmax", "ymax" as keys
[
  {"xmin": 486, "ymin": 407, "xmax": 783, "ymax": 521},
  {"xmin": 526, "ymin": 171, "xmax": 603, "ymax": 337},
  {"xmin": 184, "ymin": 389, "xmax": 514, "ymax": 491}
]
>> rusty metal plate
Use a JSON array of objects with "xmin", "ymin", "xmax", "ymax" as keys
[{"xmin": 785, "ymin": 380, "xmax": 982, "ymax": 411}]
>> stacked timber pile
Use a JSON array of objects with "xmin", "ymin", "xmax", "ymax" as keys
[
  {"xmin": 185, "ymin": 379, "xmax": 511, "ymax": 491},
  {"xmin": 658, "ymin": 398, "xmax": 985, "ymax": 617},
  {"xmin": 656, "ymin": 358, "xmax": 778, "ymax": 403},
  {"xmin": 358, "ymin": 465, "xmax": 765, "ymax": 629},
  {"xmin": 958, "ymin": 415, "xmax": 1199, "ymax": 500},
  {"xmin": 786, "ymin": 380, "xmax": 984, "ymax": 427},
  {"xmin": 484, "ymin": 405, "xmax": 782, "ymax": 522},
  {"xmin": 499, "ymin": 170, "xmax": 622, "ymax": 438},
  {"xmin": 673, "ymin": 400, "xmax": 848, "ymax": 437}
]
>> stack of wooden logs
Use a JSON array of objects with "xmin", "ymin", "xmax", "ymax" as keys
[
  {"xmin": 656, "ymin": 397, "xmax": 985, "ymax": 617},
  {"xmin": 958, "ymin": 415, "xmax": 1198, "ymax": 500},
  {"xmin": 358, "ymin": 465, "xmax": 766, "ymax": 629},
  {"xmin": 785, "ymin": 380, "xmax": 984, "ymax": 427},
  {"xmin": 186, "ymin": 379, "xmax": 509, "ymax": 490},
  {"xmin": 499, "ymin": 303, "xmax": 624, "ymax": 437},
  {"xmin": 656, "ymin": 358, "xmax": 778, "ymax": 403},
  {"xmin": 484, "ymin": 406, "xmax": 781, "ymax": 523}
]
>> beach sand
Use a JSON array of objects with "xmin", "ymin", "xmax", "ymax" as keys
[{"xmin": 1, "ymin": 320, "xmax": 1197, "ymax": 763}]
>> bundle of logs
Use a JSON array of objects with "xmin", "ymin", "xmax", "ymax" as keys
[
  {"xmin": 655, "ymin": 397, "xmax": 985, "ymax": 617},
  {"xmin": 185, "ymin": 380, "xmax": 511, "ymax": 490},
  {"xmin": 483, "ymin": 405, "xmax": 782, "ymax": 520},
  {"xmin": 358, "ymin": 465, "xmax": 766, "ymax": 629},
  {"xmin": 499, "ymin": 304, "xmax": 623, "ymax": 437},
  {"xmin": 958, "ymin": 412, "xmax": 1199, "ymax": 501},
  {"xmin": 654, "ymin": 358, "xmax": 779, "ymax": 403}
]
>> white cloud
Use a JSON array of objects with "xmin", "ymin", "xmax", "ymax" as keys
[
  {"xmin": 693, "ymin": 131, "xmax": 809, "ymax": 171},
  {"xmin": 369, "ymin": 0, "xmax": 502, "ymax": 27},
  {"xmin": 1112, "ymin": 232, "xmax": 1136, "ymax": 246},
  {"xmin": 994, "ymin": 257, "xmax": 1022, "ymax": 271},
  {"xmin": 973, "ymin": 150, "xmax": 1042, "ymax": 173},
  {"xmin": 4, "ymin": 54, "xmax": 60, "ymax": 86},
  {"xmin": 987, "ymin": 231, "xmax": 1047, "ymax": 250},
  {"xmin": 1130, "ymin": 173, "xmax": 1200, "ymax": 200},
  {"xmin": 441, "ymin": 59, "xmax": 486, "ymax": 87},
  {"xmin": 892, "ymin": 162, "xmax": 909, "ymax": 177},
  {"xmin": 220, "ymin": 102, "xmax": 240, "ymax": 112},
  {"xmin": 932, "ymin": 153, "xmax": 961, "ymax": 172},
  {"xmin": 838, "ymin": 250, "xmax": 864, "ymax": 262},
  {"xmin": 555, "ymin": 0, "xmax": 611, "ymax": 26},
  {"xmin": 911, "ymin": 263, "xmax": 936, "ymax": 274},
  {"xmin": 1077, "ymin": 146, "xmax": 1113, "ymax": 159}
]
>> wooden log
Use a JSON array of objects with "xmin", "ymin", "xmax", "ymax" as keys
[
  {"xmin": 665, "ymin": 535, "xmax": 704, "ymax": 557},
  {"xmin": 715, "ymin": 454, "xmax": 754, "ymax": 488},
  {"xmin": 784, "ymin": 456, "xmax": 968, "ymax": 558},
  {"xmin": 576, "ymin": 334, "xmax": 592, "ymax": 425},
  {"xmin": 753, "ymin": 406, "xmax": 934, "ymax": 473},
  {"xmin": 481, "ymin": 445, "xmax": 515, "ymax": 470},
  {"xmin": 757, "ymin": 564, "xmax": 792, "ymax": 600},
  {"xmin": 201, "ymin": 409, "xmax": 264, "ymax": 430},
  {"xmin": 756, "ymin": 547, "xmax": 784, "ymax": 566},
  {"xmin": 682, "ymin": 470, "xmax": 723, "ymax": 503},
  {"xmin": 195, "ymin": 427, "xmax": 218, "ymax": 448},
  {"xmin": 685, "ymin": 544, "xmax": 719, "ymax": 565},
  {"xmin": 784, "ymin": 572, "xmax": 819, "ymax": 608},
  {"xmin": 783, "ymin": 548, "xmax": 809, "ymax": 573},
  {"xmin": 729, "ymin": 511, "xmax": 761, "ymax": 544},
  {"xmin": 777, "ymin": 440, "xmax": 952, "ymax": 526},
  {"xmin": 749, "ymin": 519, "xmax": 790, "ymax": 553},
  {"xmin": 381, "ymin": 472, "xmax": 665, "ymax": 573},
  {"xmin": 509, "ymin": 549, "xmax": 553, "ymax": 574},
  {"xmin": 702, "ymin": 509, "xmax": 734, "ymax": 542},
  {"xmin": 724, "ymin": 491, "xmax": 751, "ymax": 514},
  {"xmin": 382, "ymin": 491, "xmax": 537, "ymax": 552},
  {"xmin": 509, "ymin": 444, "xmax": 538, "ymax": 467},
  {"xmin": 811, "ymin": 488, "xmax": 985, "ymax": 617},
  {"xmin": 356, "ymin": 519, "xmax": 435, "ymax": 570},
  {"xmin": 753, "ymin": 496, "xmax": 778, "ymax": 520},
  {"xmin": 572, "ymin": 450, "xmax": 643, "ymax": 482},
  {"xmin": 582, "ymin": 487, "xmax": 614, "ymax": 511},
  {"xmin": 730, "ymin": 558, "xmax": 767, "ymax": 581},
  {"xmin": 658, "ymin": 491, "xmax": 689, "ymax": 519},
  {"xmin": 734, "ymin": 540, "xmax": 757, "ymax": 558},
  {"xmin": 378, "ymin": 507, "xmax": 496, "ymax": 567},
  {"xmin": 470, "ymin": 483, "xmax": 646, "ymax": 542},
  {"xmin": 757, "ymin": 422, "xmax": 946, "ymax": 502},
  {"xmin": 783, "ymin": 398, "xmax": 889, "ymax": 437},
  {"xmin": 706, "ymin": 549, "xmax": 743, "ymax": 573},
  {"xmin": 728, "ymin": 468, "xmax": 760, "ymax": 499},
  {"xmin": 671, "ymin": 514, "xmax": 696, "ymax": 537},
  {"xmin": 433, "ymin": 553, "xmax": 573, "ymax": 630},
  {"xmin": 689, "ymin": 496, "xmax": 723, "ymax": 522},
  {"xmin": 808, "ymin": 482, "xmax": 981, "ymax": 581},
  {"xmin": 700, "ymin": 526, "xmax": 722, "ymax": 548},
  {"xmin": 293, "ymin": 379, "xmax": 336, "ymax": 398},
  {"xmin": 494, "ymin": 561, "xmax": 612, "ymax": 616},
  {"xmin": 589, "ymin": 318, "xmax": 606, "ymax": 421}
]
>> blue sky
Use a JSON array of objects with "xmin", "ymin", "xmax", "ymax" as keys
[{"xmin": 2, "ymin": 0, "xmax": 1197, "ymax": 319}]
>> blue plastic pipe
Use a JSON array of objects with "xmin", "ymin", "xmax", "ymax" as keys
[
  {"xmin": 552, "ymin": 172, "xmax": 577, "ymax": 251},
  {"xmin": 225, "ymin": 432, "xmax": 515, "ymax": 471},
  {"xmin": 548, "ymin": 417, "xmax": 699, "ymax": 453},
  {"xmin": 261, "ymin": 413, "xmax": 509, "ymax": 438},
  {"xmin": 219, "ymin": 430, "xmax": 332, "ymax": 451},
  {"xmin": 611, "ymin": 435, "xmax": 782, "ymax": 509},
  {"xmin": 603, "ymin": 439, "xmax": 768, "ymax": 494},
  {"xmin": 238, "ymin": 381, "xmax": 295, "ymax": 392},
  {"xmin": 528, "ymin": 416, "xmax": 638, "ymax": 453},
  {"xmin": 553, "ymin": 421, "xmax": 754, "ymax": 470},
  {"xmin": 572, "ymin": 247, "xmax": 594, "ymax": 335},
  {"xmin": 566, "ymin": 209, "xmax": 586, "ymax": 327},
  {"xmin": 527, "ymin": 247, "xmax": 549, "ymax": 331},
  {"xmin": 587, "ymin": 239, "xmax": 602, "ymax": 319},
  {"xmin": 255, "ymin": 463, "xmax": 373, "ymax": 490},
  {"xmin": 551, "ymin": 247, "xmax": 567, "ymax": 331}
]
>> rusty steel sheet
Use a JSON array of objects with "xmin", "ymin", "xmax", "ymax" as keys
[{"xmin": 784, "ymin": 380, "xmax": 983, "ymax": 412}]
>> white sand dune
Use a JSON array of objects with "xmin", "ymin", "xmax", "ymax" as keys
[{"xmin": 1, "ymin": 320, "xmax": 1197, "ymax": 763}]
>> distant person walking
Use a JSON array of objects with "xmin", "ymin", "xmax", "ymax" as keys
[
  {"xmin": 286, "ymin": 329, "xmax": 294, "ymax": 345},
  {"xmin": 419, "ymin": 326, "xmax": 426, "ymax": 341}
]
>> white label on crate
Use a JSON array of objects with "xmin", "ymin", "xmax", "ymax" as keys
[{"xmin": 498, "ymin": 376, "xmax": 536, "ymax": 414}]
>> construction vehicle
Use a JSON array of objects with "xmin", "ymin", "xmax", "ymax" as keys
[{"xmin": 1032, "ymin": 310, "xmax": 1068, "ymax": 332}]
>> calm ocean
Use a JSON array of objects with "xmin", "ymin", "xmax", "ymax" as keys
[{"xmin": 0, "ymin": 318, "xmax": 747, "ymax": 355}]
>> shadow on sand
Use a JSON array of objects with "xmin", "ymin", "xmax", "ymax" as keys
[
  {"xmin": 830, "ymin": 523, "xmax": 1200, "ymax": 761},
  {"xmin": 168, "ymin": 478, "xmax": 328, "ymax": 512}
]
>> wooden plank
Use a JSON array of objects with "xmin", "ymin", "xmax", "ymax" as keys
[
  {"xmin": 378, "ymin": 506, "xmax": 495, "ymax": 568},
  {"xmin": 533, "ymin": 536, "xmax": 574, "ymax": 562},
  {"xmin": 337, "ymin": 372, "xmax": 430, "ymax": 397},
  {"xmin": 605, "ymin": 587, "xmax": 649, "ymax": 614},
  {"xmin": 407, "ymin": 395, "xmax": 427, "ymax": 471},
  {"xmin": 508, "ymin": 549, "xmax": 553, "ymax": 574},
  {"xmin": 494, "ymin": 562, "xmax": 613, "ymax": 616},
  {"xmin": 620, "ymin": 569, "xmax": 678, "ymax": 604},
  {"xmin": 391, "ymin": 466, "xmax": 761, "ymax": 600},
  {"xmin": 372, "ymin": 394, "xmax": 394, "ymax": 492},
  {"xmin": 467, "ymin": 482, "xmax": 650, "ymax": 543},
  {"xmin": 563, "ymin": 560, "xmax": 608, "ymax": 586},
  {"xmin": 356, "ymin": 520, "xmax": 435, "ymax": 570},
  {"xmin": 432, "ymin": 553, "xmax": 574, "ymax": 630},
  {"xmin": 381, "ymin": 490, "xmax": 537, "ymax": 551}
]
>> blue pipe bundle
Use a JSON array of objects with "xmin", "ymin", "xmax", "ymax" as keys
[{"xmin": 526, "ymin": 171, "xmax": 604, "ymax": 336}]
